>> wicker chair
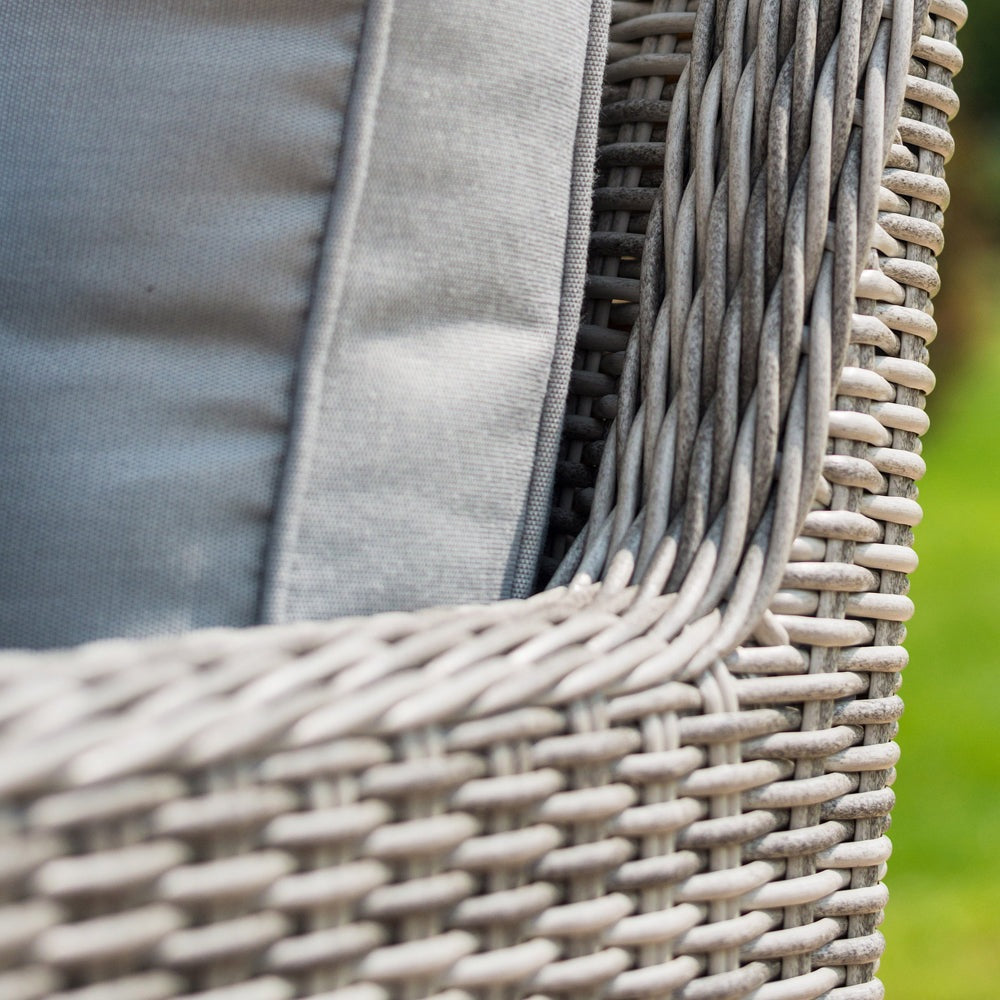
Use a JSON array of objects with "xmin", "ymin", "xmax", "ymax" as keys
[{"xmin": 0, "ymin": 1, "xmax": 965, "ymax": 998}]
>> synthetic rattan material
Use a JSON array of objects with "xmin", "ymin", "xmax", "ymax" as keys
[{"xmin": 0, "ymin": 1, "xmax": 964, "ymax": 998}]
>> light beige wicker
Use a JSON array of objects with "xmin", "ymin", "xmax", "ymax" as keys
[{"xmin": 0, "ymin": 1, "xmax": 964, "ymax": 998}]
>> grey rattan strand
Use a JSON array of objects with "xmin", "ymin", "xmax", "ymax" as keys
[{"xmin": 0, "ymin": 1, "xmax": 964, "ymax": 998}]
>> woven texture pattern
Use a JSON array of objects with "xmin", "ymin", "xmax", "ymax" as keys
[{"xmin": 0, "ymin": 1, "xmax": 964, "ymax": 998}]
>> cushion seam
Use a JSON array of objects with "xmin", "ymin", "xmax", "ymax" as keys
[{"xmin": 258, "ymin": 0, "xmax": 396, "ymax": 623}]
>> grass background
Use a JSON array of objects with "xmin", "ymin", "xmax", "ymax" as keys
[
  {"xmin": 880, "ymin": 321, "xmax": 1000, "ymax": 997},
  {"xmin": 877, "ymin": 8, "xmax": 1000, "ymax": 993}
]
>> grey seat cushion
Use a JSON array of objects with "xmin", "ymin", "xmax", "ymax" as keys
[
  {"xmin": 261, "ymin": 0, "xmax": 611, "ymax": 623},
  {"xmin": 0, "ymin": 0, "xmax": 610, "ymax": 649},
  {"xmin": 0, "ymin": 0, "xmax": 365, "ymax": 649}
]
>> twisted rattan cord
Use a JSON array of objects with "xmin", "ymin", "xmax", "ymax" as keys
[
  {"xmin": 0, "ymin": 2, "xmax": 964, "ymax": 999},
  {"xmin": 551, "ymin": 0, "xmax": 926, "ymax": 680}
]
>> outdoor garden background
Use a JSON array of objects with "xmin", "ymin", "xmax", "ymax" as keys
[{"xmin": 879, "ymin": 6, "xmax": 1000, "ymax": 995}]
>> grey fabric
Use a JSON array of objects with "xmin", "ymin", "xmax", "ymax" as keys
[
  {"xmin": 0, "ymin": 1, "xmax": 364, "ymax": 648},
  {"xmin": 507, "ymin": 0, "xmax": 613, "ymax": 599},
  {"xmin": 262, "ymin": 0, "xmax": 612, "ymax": 621},
  {"xmin": 0, "ymin": 0, "xmax": 610, "ymax": 649}
]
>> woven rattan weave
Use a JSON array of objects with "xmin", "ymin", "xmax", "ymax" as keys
[{"xmin": 0, "ymin": 1, "xmax": 964, "ymax": 998}]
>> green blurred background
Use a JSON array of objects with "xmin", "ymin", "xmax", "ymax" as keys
[{"xmin": 878, "ymin": 5, "xmax": 1000, "ymax": 996}]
